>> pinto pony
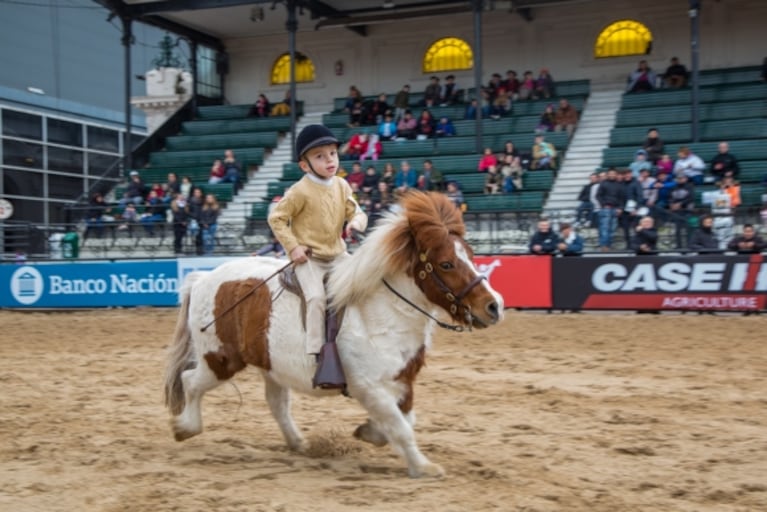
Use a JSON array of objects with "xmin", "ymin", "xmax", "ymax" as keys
[{"xmin": 163, "ymin": 191, "xmax": 504, "ymax": 477}]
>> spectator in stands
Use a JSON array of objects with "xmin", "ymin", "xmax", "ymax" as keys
[
  {"xmin": 208, "ymin": 159, "xmax": 226, "ymax": 184},
  {"xmin": 596, "ymin": 167, "xmax": 626, "ymax": 251},
  {"xmin": 445, "ymin": 180, "xmax": 465, "ymax": 211},
  {"xmin": 491, "ymin": 85, "xmax": 511, "ymax": 119},
  {"xmin": 359, "ymin": 133, "xmax": 382, "ymax": 162},
  {"xmin": 626, "ymin": 60, "xmax": 657, "ymax": 93},
  {"xmin": 668, "ymin": 174, "xmax": 696, "ymax": 248},
  {"xmin": 270, "ymin": 90, "xmax": 291, "ymax": 116},
  {"xmin": 368, "ymin": 181, "xmax": 394, "ymax": 226},
  {"xmin": 119, "ymin": 171, "xmax": 146, "ymax": 207},
  {"xmin": 643, "ymin": 128, "xmax": 665, "ymax": 165},
  {"xmin": 199, "ymin": 193, "xmax": 221, "ymax": 255},
  {"xmin": 663, "ymin": 57, "xmax": 689, "ymax": 89},
  {"xmin": 518, "ymin": 71, "xmax": 536, "ymax": 100},
  {"xmin": 440, "ymin": 75, "xmax": 462, "ymax": 105},
  {"xmin": 380, "ymin": 162, "xmax": 396, "ymax": 190},
  {"xmin": 187, "ymin": 187, "xmax": 204, "ymax": 254},
  {"xmin": 170, "ymin": 192, "xmax": 189, "ymax": 255},
  {"xmin": 463, "ymin": 98, "xmax": 483, "ymax": 120},
  {"xmin": 366, "ymin": 93, "xmax": 390, "ymax": 126},
  {"xmin": 655, "ymin": 153, "xmax": 674, "ymax": 176},
  {"xmin": 416, "ymin": 109, "xmax": 437, "ymax": 139},
  {"xmin": 477, "ymin": 147, "xmax": 497, "ymax": 173},
  {"xmin": 423, "ymin": 76, "xmax": 441, "ymax": 107},
  {"xmin": 719, "ymin": 174, "xmax": 742, "ymax": 211},
  {"xmin": 500, "ymin": 153, "xmax": 524, "ymax": 193},
  {"xmin": 727, "ymin": 224, "xmax": 765, "ymax": 254},
  {"xmin": 341, "ymin": 132, "xmax": 368, "ymax": 160},
  {"xmin": 396, "ymin": 110, "xmax": 417, "ymax": 140},
  {"xmin": 361, "ymin": 165, "xmax": 380, "ymax": 199},
  {"xmin": 393, "ymin": 85, "xmax": 410, "ymax": 121},
  {"xmin": 620, "ymin": 169, "xmax": 644, "ymax": 249},
  {"xmin": 140, "ymin": 190, "xmax": 167, "ymax": 236},
  {"xmin": 503, "ymin": 140, "xmax": 520, "ymax": 159},
  {"xmin": 709, "ymin": 141, "xmax": 740, "ymax": 180},
  {"xmin": 378, "ymin": 112, "xmax": 398, "ymax": 141},
  {"xmin": 435, "ymin": 116, "xmax": 456, "ymax": 137},
  {"xmin": 632, "ymin": 216, "xmax": 659, "ymax": 255},
  {"xmin": 180, "ymin": 175, "xmax": 193, "ymax": 198},
  {"xmin": 248, "ymin": 94, "xmax": 271, "ymax": 117},
  {"xmin": 536, "ymin": 103, "xmax": 556, "ymax": 133},
  {"xmin": 638, "ymin": 167, "xmax": 657, "ymax": 207},
  {"xmin": 689, "ymin": 215, "xmax": 720, "ymax": 253},
  {"xmin": 535, "ymin": 68, "xmax": 555, "ymax": 99},
  {"xmin": 85, "ymin": 192, "xmax": 112, "ymax": 239},
  {"xmin": 575, "ymin": 173, "xmax": 599, "ymax": 227},
  {"xmin": 531, "ymin": 134, "xmax": 558, "ymax": 170},
  {"xmin": 629, "ymin": 149, "xmax": 653, "ymax": 178},
  {"xmin": 346, "ymin": 162, "xmax": 365, "ymax": 191},
  {"xmin": 343, "ymin": 85, "xmax": 362, "ymax": 112},
  {"xmin": 557, "ymin": 222, "xmax": 584, "ymax": 256},
  {"xmin": 503, "ymin": 70, "xmax": 520, "ymax": 101},
  {"xmin": 150, "ymin": 182, "xmax": 166, "ymax": 202},
  {"xmin": 394, "ymin": 160, "xmax": 418, "ymax": 195},
  {"xmin": 348, "ymin": 99, "xmax": 364, "ymax": 127},
  {"xmin": 418, "ymin": 159, "xmax": 444, "ymax": 191},
  {"xmin": 673, "ymin": 146, "xmax": 706, "ymax": 185},
  {"xmin": 528, "ymin": 219, "xmax": 559, "ymax": 255},
  {"xmin": 484, "ymin": 165, "xmax": 503, "ymax": 194},
  {"xmin": 554, "ymin": 98, "xmax": 578, "ymax": 137},
  {"xmin": 163, "ymin": 172, "xmax": 181, "ymax": 204},
  {"xmin": 222, "ymin": 149, "xmax": 242, "ymax": 188},
  {"xmin": 117, "ymin": 202, "xmax": 138, "ymax": 232},
  {"xmin": 649, "ymin": 171, "xmax": 674, "ymax": 213}
]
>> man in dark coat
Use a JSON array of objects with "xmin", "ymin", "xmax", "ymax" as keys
[
  {"xmin": 528, "ymin": 219, "xmax": 560, "ymax": 255},
  {"xmin": 688, "ymin": 215, "xmax": 720, "ymax": 253},
  {"xmin": 709, "ymin": 141, "xmax": 740, "ymax": 181}
]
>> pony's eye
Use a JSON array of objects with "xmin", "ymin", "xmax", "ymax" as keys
[{"xmin": 439, "ymin": 262, "xmax": 454, "ymax": 270}]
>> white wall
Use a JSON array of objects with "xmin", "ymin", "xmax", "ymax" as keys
[{"xmin": 223, "ymin": 0, "xmax": 766, "ymax": 111}]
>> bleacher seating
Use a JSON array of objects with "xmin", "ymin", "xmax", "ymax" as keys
[
  {"xmin": 600, "ymin": 65, "xmax": 767, "ymax": 212},
  {"xmin": 196, "ymin": 102, "xmax": 305, "ymax": 120}
]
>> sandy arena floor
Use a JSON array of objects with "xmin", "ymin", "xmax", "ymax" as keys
[{"xmin": 0, "ymin": 308, "xmax": 765, "ymax": 512}]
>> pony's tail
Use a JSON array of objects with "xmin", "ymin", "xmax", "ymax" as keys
[{"xmin": 163, "ymin": 272, "xmax": 204, "ymax": 415}]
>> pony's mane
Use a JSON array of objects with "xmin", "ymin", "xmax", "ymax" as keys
[{"xmin": 328, "ymin": 192, "xmax": 465, "ymax": 309}]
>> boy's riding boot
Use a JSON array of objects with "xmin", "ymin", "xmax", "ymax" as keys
[{"xmin": 312, "ymin": 308, "xmax": 346, "ymax": 389}]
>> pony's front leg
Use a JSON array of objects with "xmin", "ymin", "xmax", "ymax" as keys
[
  {"xmin": 264, "ymin": 375, "xmax": 305, "ymax": 452},
  {"xmin": 359, "ymin": 393, "xmax": 444, "ymax": 478}
]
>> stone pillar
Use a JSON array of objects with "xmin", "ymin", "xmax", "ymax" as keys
[{"xmin": 130, "ymin": 67, "xmax": 193, "ymax": 134}]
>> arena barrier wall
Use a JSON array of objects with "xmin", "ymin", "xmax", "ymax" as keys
[{"xmin": 1, "ymin": 254, "xmax": 764, "ymax": 311}]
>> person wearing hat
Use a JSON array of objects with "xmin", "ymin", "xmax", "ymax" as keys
[
  {"xmin": 268, "ymin": 124, "xmax": 368, "ymax": 388},
  {"xmin": 119, "ymin": 170, "xmax": 146, "ymax": 208}
]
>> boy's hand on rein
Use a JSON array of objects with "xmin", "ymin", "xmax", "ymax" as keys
[{"xmin": 290, "ymin": 246, "xmax": 310, "ymax": 264}]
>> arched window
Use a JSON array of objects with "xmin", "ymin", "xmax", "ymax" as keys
[
  {"xmin": 423, "ymin": 37, "xmax": 473, "ymax": 74},
  {"xmin": 594, "ymin": 20, "xmax": 653, "ymax": 59},
  {"xmin": 270, "ymin": 52, "xmax": 315, "ymax": 84}
]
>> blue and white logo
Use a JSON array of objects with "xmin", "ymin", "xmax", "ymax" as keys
[{"xmin": 10, "ymin": 266, "xmax": 44, "ymax": 305}]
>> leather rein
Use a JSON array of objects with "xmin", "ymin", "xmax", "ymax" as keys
[{"xmin": 382, "ymin": 250, "xmax": 486, "ymax": 332}]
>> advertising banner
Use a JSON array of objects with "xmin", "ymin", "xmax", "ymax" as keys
[
  {"xmin": 552, "ymin": 254, "xmax": 766, "ymax": 311},
  {"xmin": 475, "ymin": 255, "xmax": 552, "ymax": 309},
  {"xmin": 1, "ymin": 261, "xmax": 180, "ymax": 308}
]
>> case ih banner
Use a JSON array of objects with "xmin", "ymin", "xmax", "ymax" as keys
[{"xmin": 552, "ymin": 254, "xmax": 766, "ymax": 311}]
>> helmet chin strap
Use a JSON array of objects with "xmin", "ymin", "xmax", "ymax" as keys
[{"xmin": 304, "ymin": 156, "xmax": 330, "ymax": 180}]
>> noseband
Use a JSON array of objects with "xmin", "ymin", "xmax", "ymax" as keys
[
  {"xmin": 382, "ymin": 249, "xmax": 486, "ymax": 332},
  {"xmin": 415, "ymin": 250, "xmax": 487, "ymax": 317}
]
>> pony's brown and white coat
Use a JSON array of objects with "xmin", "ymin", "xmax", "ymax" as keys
[{"xmin": 164, "ymin": 192, "xmax": 503, "ymax": 478}]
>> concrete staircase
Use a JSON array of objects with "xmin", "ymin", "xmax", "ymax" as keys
[{"xmin": 544, "ymin": 90, "xmax": 624, "ymax": 217}]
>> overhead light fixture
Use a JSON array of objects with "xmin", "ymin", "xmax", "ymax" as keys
[
  {"xmin": 382, "ymin": 1, "xmax": 395, "ymax": 8},
  {"xmin": 26, "ymin": 87, "xmax": 45, "ymax": 95}
]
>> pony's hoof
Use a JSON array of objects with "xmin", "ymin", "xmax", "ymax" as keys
[
  {"xmin": 409, "ymin": 462, "xmax": 445, "ymax": 479},
  {"xmin": 353, "ymin": 421, "xmax": 388, "ymax": 447},
  {"xmin": 287, "ymin": 439, "xmax": 307, "ymax": 453},
  {"xmin": 173, "ymin": 428, "xmax": 199, "ymax": 442}
]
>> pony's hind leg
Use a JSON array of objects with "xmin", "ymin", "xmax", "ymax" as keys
[
  {"xmin": 172, "ymin": 360, "xmax": 222, "ymax": 441},
  {"xmin": 264, "ymin": 375, "xmax": 305, "ymax": 452}
]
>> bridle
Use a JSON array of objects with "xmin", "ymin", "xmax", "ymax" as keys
[{"xmin": 382, "ymin": 249, "xmax": 486, "ymax": 332}]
